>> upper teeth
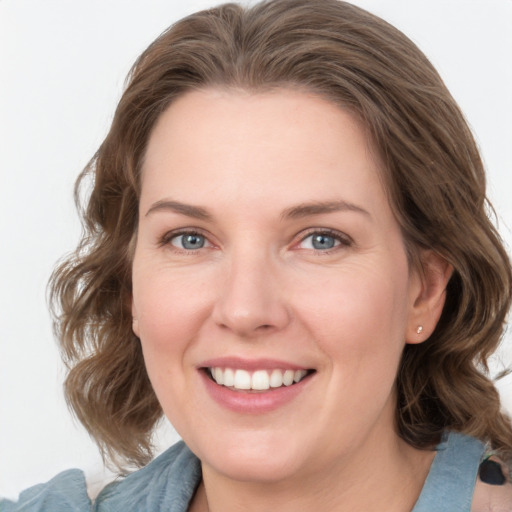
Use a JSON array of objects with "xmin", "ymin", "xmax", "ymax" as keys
[{"xmin": 209, "ymin": 368, "xmax": 308, "ymax": 391}]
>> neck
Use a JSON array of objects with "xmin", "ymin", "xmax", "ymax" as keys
[{"xmin": 192, "ymin": 427, "xmax": 435, "ymax": 512}]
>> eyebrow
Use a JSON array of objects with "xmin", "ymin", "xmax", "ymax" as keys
[
  {"xmin": 145, "ymin": 199, "xmax": 212, "ymax": 220},
  {"xmin": 281, "ymin": 200, "xmax": 371, "ymax": 220},
  {"xmin": 145, "ymin": 198, "xmax": 371, "ymax": 222}
]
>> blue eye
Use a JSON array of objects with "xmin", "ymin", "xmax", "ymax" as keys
[
  {"xmin": 299, "ymin": 231, "xmax": 347, "ymax": 251},
  {"xmin": 311, "ymin": 233, "xmax": 340, "ymax": 250},
  {"xmin": 171, "ymin": 233, "xmax": 206, "ymax": 250},
  {"xmin": 311, "ymin": 233, "xmax": 337, "ymax": 250}
]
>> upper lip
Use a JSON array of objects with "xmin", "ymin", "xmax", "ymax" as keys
[{"xmin": 199, "ymin": 357, "xmax": 312, "ymax": 371}]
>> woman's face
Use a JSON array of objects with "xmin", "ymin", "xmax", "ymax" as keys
[{"xmin": 132, "ymin": 88, "xmax": 425, "ymax": 482}]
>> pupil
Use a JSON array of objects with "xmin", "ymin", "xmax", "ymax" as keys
[
  {"xmin": 182, "ymin": 234, "xmax": 204, "ymax": 249},
  {"xmin": 312, "ymin": 234, "xmax": 335, "ymax": 250}
]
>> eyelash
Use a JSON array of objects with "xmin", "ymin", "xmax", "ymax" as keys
[
  {"xmin": 158, "ymin": 229, "xmax": 210, "ymax": 253},
  {"xmin": 296, "ymin": 228, "xmax": 352, "ymax": 254},
  {"xmin": 158, "ymin": 228, "xmax": 352, "ymax": 254}
]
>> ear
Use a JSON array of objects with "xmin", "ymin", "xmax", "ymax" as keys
[
  {"xmin": 131, "ymin": 297, "xmax": 140, "ymax": 338},
  {"xmin": 406, "ymin": 250, "xmax": 453, "ymax": 344}
]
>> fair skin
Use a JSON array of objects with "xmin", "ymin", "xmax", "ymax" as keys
[
  {"xmin": 131, "ymin": 88, "xmax": 452, "ymax": 511},
  {"xmin": 472, "ymin": 460, "xmax": 512, "ymax": 512}
]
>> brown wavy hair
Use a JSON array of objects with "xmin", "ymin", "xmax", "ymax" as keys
[{"xmin": 49, "ymin": 0, "xmax": 512, "ymax": 471}]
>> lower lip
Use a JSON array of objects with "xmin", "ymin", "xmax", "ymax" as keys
[{"xmin": 199, "ymin": 370, "xmax": 312, "ymax": 414}]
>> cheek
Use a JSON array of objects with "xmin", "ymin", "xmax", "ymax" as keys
[
  {"xmin": 295, "ymin": 263, "xmax": 411, "ymax": 372},
  {"xmin": 132, "ymin": 266, "xmax": 213, "ymax": 394},
  {"xmin": 134, "ymin": 263, "xmax": 211, "ymax": 343},
  {"xmin": 301, "ymin": 262, "xmax": 409, "ymax": 330},
  {"xmin": 133, "ymin": 276, "xmax": 208, "ymax": 426}
]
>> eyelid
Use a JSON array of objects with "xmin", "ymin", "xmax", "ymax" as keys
[
  {"xmin": 158, "ymin": 227, "xmax": 214, "ymax": 249},
  {"xmin": 295, "ymin": 228, "xmax": 353, "ymax": 250},
  {"xmin": 157, "ymin": 226, "xmax": 352, "ymax": 252}
]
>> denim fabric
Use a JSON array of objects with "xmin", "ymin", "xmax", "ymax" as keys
[
  {"xmin": 0, "ymin": 469, "xmax": 90, "ymax": 512},
  {"xmin": 93, "ymin": 442, "xmax": 201, "ymax": 512},
  {"xmin": 412, "ymin": 432, "xmax": 485, "ymax": 512},
  {"xmin": 1, "ymin": 432, "xmax": 484, "ymax": 511},
  {"xmin": 0, "ymin": 443, "xmax": 200, "ymax": 512}
]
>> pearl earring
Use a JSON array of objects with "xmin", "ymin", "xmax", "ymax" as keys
[{"xmin": 416, "ymin": 325, "xmax": 423, "ymax": 334}]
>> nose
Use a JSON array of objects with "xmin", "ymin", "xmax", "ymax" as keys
[{"xmin": 212, "ymin": 250, "xmax": 291, "ymax": 338}]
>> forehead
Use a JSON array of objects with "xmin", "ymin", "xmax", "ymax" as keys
[{"xmin": 140, "ymin": 87, "xmax": 389, "ymax": 219}]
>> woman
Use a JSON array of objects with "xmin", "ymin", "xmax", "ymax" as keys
[{"xmin": 2, "ymin": 0, "xmax": 511, "ymax": 510}]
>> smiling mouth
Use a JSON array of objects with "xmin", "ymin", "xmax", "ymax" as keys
[{"xmin": 205, "ymin": 367, "xmax": 315, "ymax": 392}]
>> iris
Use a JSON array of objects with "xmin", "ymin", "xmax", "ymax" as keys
[
  {"xmin": 311, "ymin": 233, "xmax": 336, "ymax": 250},
  {"xmin": 178, "ymin": 234, "xmax": 205, "ymax": 250}
]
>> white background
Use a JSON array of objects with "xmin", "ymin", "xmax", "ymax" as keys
[{"xmin": 1, "ymin": 0, "xmax": 511, "ymax": 500}]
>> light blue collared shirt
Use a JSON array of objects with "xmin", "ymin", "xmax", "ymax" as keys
[{"xmin": 1, "ymin": 431, "xmax": 485, "ymax": 511}]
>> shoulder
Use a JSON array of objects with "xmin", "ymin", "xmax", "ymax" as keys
[
  {"xmin": 471, "ymin": 457, "xmax": 512, "ymax": 512},
  {"xmin": 434, "ymin": 432, "xmax": 512, "ymax": 512},
  {"xmin": 413, "ymin": 432, "xmax": 507, "ymax": 512},
  {"xmin": 94, "ymin": 440, "xmax": 201, "ymax": 511},
  {"xmin": 0, "ymin": 441, "xmax": 201, "ymax": 512},
  {"xmin": 0, "ymin": 469, "xmax": 90, "ymax": 512}
]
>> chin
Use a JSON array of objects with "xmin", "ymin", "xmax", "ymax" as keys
[
  {"xmin": 205, "ymin": 449, "xmax": 306, "ymax": 483},
  {"xmin": 188, "ymin": 429, "xmax": 314, "ymax": 483}
]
